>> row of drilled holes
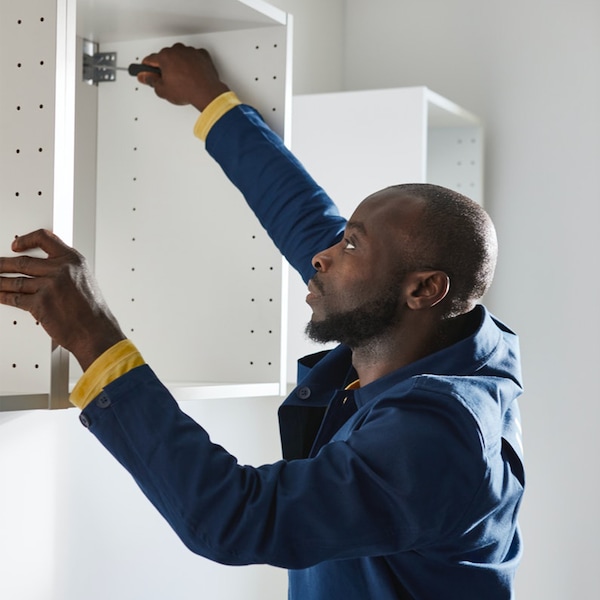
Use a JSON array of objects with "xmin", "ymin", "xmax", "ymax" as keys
[
  {"xmin": 95, "ymin": 55, "xmax": 281, "ymax": 369},
  {"xmin": 5, "ymin": 319, "xmax": 42, "ymax": 370},
  {"xmin": 6, "ymin": 15, "xmax": 56, "ymax": 381},
  {"xmin": 16, "ymin": 17, "xmax": 46, "ymax": 24}
]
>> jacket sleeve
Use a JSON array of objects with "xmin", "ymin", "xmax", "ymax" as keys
[
  {"xmin": 205, "ymin": 104, "xmax": 347, "ymax": 283},
  {"xmin": 81, "ymin": 365, "xmax": 486, "ymax": 569}
]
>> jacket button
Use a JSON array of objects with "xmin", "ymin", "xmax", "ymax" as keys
[
  {"xmin": 296, "ymin": 386, "xmax": 311, "ymax": 400},
  {"xmin": 79, "ymin": 413, "xmax": 91, "ymax": 428},
  {"xmin": 96, "ymin": 393, "xmax": 111, "ymax": 409}
]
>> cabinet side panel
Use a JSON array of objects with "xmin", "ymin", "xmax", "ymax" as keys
[
  {"xmin": 0, "ymin": 1, "xmax": 56, "ymax": 400},
  {"xmin": 427, "ymin": 127, "xmax": 484, "ymax": 206},
  {"xmin": 94, "ymin": 27, "xmax": 288, "ymax": 388},
  {"xmin": 292, "ymin": 88, "xmax": 428, "ymax": 219}
]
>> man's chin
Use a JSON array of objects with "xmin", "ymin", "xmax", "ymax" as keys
[{"xmin": 305, "ymin": 319, "xmax": 335, "ymax": 344}]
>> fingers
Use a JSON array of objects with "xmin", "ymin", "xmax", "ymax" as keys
[
  {"xmin": 0, "ymin": 274, "xmax": 42, "ymax": 313},
  {"xmin": 11, "ymin": 229, "xmax": 73, "ymax": 258},
  {"xmin": 138, "ymin": 52, "xmax": 161, "ymax": 87},
  {"xmin": 0, "ymin": 229, "xmax": 81, "ymax": 282},
  {"xmin": 137, "ymin": 44, "xmax": 228, "ymax": 110},
  {"xmin": 0, "ymin": 232, "xmax": 125, "ymax": 368},
  {"xmin": 0, "ymin": 254, "xmax": 58, "ymax": 278},
  {"xmin": 0, "ymin": 275, "xmax": 39, "ymax": 294},
  {"xmin": 0, "ymin": 277, "xmax": 40, "ymax": 311},
  {"xmin": 140, "ymin": 51, "xmax": 160, "ymax": 67}
]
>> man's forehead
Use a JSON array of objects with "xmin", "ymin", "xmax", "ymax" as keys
[
  {"xmin": 350, "ymin": 191, "xmax": 425, "ymax": 230},
  {"xmin": 345, "ymin": 220, "xmax": 367, "ymax": 235}
]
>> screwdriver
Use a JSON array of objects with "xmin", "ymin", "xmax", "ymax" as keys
[
  {"xmin": 95, "ymin": 63, "xmax": 162, "ymax": 77},
  {"xmin": 123, "ymin": 63, "xmax": 161, "ymax": 77}
]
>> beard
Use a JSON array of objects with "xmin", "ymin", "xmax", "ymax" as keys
[{"xmin": 305, "ymin": 284, "xmax": 403, "ymax": 349}]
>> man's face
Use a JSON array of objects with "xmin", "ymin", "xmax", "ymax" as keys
[{"xmin": 305, "ymin": 190, "xmax": 425, "ymax": 348}]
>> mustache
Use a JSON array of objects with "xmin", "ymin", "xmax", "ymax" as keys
[{"xmin": 309, "ymin": 274, "xmax": 325, "ymax": 294}]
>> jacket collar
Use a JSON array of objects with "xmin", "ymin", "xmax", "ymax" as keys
[{"xmin": 295, "ymin": 306, "xmax": 521, "ymax": 410}]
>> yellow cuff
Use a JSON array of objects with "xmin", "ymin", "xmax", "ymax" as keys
[
  {"xmin": 70, "ymin": 339, "xmax": 146, "ymax": 410},
  {"xmin": 193, "ymin": 91, "xmax": 242, "ymax": 141}
]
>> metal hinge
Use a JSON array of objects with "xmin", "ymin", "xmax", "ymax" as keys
[{"xmin": 82, "ymin": 40, "xmax": 118, "ymax": 85}]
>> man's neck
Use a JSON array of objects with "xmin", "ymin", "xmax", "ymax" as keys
[{"xmin": 351, "ymin": 310, "xmax": 477, "ymax": 387}]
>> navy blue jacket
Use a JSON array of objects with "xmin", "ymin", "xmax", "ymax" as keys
[{"xmin": 81, "ymin": 105, "xmax": 524, "ymax": 599}]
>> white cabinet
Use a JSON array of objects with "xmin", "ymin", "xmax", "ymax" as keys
[
  {"xmin": 287, "ymin": 87, "xmax": 483, "ymax": 374},
  {"xmin": 0, "ymin": 0, "xmax": 292, "ymax": 410}
]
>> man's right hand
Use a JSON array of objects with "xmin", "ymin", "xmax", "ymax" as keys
[
  {"xmin": 0, "ymin": 230, "xmax": 126, "ymax": 372},
  {"xmin": 137, "ymin": 44, "xmax": 230, "ymax": 112}
]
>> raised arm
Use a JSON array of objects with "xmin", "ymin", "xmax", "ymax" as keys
[{"xmin": 139, "ymin": 44, "xmax": 346, "ymax": 283}]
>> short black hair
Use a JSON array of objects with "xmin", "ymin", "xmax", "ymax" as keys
[{"xmin": 390, "ymin": 183, "xmax": 497, "ymax": 317}]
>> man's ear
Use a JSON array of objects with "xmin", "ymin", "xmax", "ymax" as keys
[{"xmin": 404, "ymin": 270, "xmax": 450, "ymax": 310}]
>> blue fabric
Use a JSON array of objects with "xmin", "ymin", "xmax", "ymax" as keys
[
  {"xmin": 81, "ymin": 105, "xmax": 524, "ymax": 599},
  {"xmin": 205, "ymin": 104, "xmax": 347, "ymax": 283}
]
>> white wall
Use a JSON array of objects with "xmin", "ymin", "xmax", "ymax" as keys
[
  {"xmin": 342, "ymin": 1, "xmax": 600, "ymax": 597},
  {"xmin": 266, "ymin": 0, "xmax": 345, "ymax": 94}
]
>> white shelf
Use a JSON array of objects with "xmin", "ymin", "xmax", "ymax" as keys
[
  {"xmin": 166, "ymin": 382, "xmax": 281, "ymax": 402},
  {"xmin": 77, "ymin": 0, "xmax": 287, "ymax": 43},
  {"xmin": 64, "ymin": 380, "xmax": 282, "ymax": 402}
]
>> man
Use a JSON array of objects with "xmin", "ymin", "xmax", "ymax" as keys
[{"xmin": 0, "ymin": 45, "xmax": 524, "ymax": 599}]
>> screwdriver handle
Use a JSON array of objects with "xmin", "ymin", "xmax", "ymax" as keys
[{"xmin": 128, "ymin": 63, "xmax": 162, "ymax": 77}]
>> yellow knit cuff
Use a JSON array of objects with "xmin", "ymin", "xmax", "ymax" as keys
[
  {"xmin": 70, "ymin": 339, "xmax": 146, "ymax": 410},
  {"xmin": 193, "ymin": 91, "xmax": 242, "ymax": 141}
]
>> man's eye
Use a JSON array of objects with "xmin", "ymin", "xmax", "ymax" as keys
[{"xmin": 344, "ymin": 239, "xmax": 356, "ymax": 250}]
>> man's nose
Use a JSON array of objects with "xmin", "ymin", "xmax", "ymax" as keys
[{"xmin": 311, "ymin": 247, "xmax": 333, "ymax": 272}]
